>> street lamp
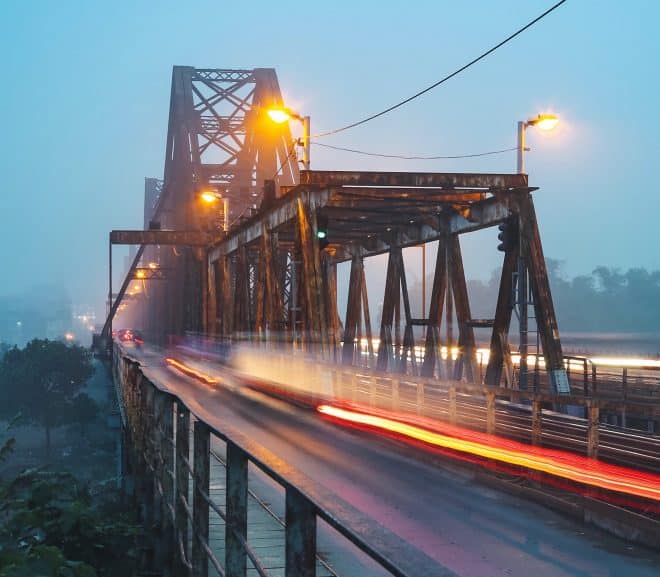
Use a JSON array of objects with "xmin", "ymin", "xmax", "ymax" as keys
[
  {"xmin": 199, "ymin": 191, "xmax": 219, "ymax": 204},
  {"xmin": 267, "ymin": 107, "xmax": 311, "ymax": 170},
  {"xmin": 517, "ymin": 114, "xmax": 559, "ymax": 174},
  {"xmin": 515, "ymin": 112, "xmax": 558, "ymax": 389}
]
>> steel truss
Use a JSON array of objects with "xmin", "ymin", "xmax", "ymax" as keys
[{"xmin": 205, "ymin": 170, "xmax": 570, "ymax": 394}]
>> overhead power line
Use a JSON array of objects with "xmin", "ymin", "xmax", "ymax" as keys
[
  {"xmin": 312, "ymin": 141, "xmax": 518, "ymax": 160},
  {"xmin": 312, "ymin": 0, "xmax": 568, "ymax": 139}
]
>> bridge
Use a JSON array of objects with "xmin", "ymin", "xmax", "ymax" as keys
[{"xmin": 100, "ymin": 67, "xmax": 660, "ymax": 577}]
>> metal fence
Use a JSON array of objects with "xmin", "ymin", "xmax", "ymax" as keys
[{"xmin": 113, "ymin": 348, "xmax": 455, "ymax": 577}]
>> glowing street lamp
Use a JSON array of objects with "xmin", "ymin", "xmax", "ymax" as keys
[
  {"xmin": 200, "ymin": 191, "xmax": 219, "ymax": 204},
  {"xmin": 517, "ymin": 114, "xmax": 559, "ymax": 174},
  {"xmin": 267, "ymin": 107, "xmax": 311, "ymax": 170}
]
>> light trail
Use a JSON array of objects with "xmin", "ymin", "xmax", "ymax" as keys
[
  {"xmin": 317, "ymin": 404, "xmax": 660, "ymax": 503},
  {"xmin": 165, "ymin": 357, "xmax": 219, "ymax": 385}
]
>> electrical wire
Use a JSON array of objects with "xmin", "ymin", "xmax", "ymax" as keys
[
  {"xmin": 312, "ymin": 0, "xmax": 568, "ymax": 138},
  {"xmin": 312, "ymin": 141, "xmax": 518, "ymax": 160},
  {"xmin": 270, "ymin": 141, "xmax": 299, "ymax": 180}
]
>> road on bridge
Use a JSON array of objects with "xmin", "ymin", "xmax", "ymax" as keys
[{"xmin": 130, "ymin": 345, "xmax": 660, "ymax": 577}]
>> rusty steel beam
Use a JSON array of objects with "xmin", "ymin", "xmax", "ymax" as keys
[
  {"xmin": 208, "ymin": 192, "xmax": 511, "ymax": 263},
  {"xmin": 301, "ymin": 170, "xmax": 528, "ymax": 190},
  {"xmin": 110, "ymin": 230, "xmax": 213, "ymax": 246}
]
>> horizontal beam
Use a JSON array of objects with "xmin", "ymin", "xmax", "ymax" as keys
[
  {"xmin": 209, "ymin": 189, "xmax": 330, "ymax": 260},
  {"xmin": 301, "ymin": 170, "xmax": 528, "ymax": 189},
  {"xmin": 110, "ymin": 230, "xmax": 213, "ymax": 246}
]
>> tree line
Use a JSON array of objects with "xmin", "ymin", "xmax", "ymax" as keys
[{"xmin": 466, "ymin": 262, "xmax": 660, "ymax": 333}]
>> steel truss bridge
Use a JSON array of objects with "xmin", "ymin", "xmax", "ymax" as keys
[{"xmin": 102, "ymin": 67, "xmax": 660, "ymax": 577}]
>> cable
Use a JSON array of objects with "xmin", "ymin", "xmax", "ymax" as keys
[
  {"xmin": 270, "ymin": 140, "xmax": 299, "ymax": 180},
  {"xmin": 312, "ymin": 0, "xmax": 568, "ymax": 138},
  {"xmin": 312, "ymin": 141, "xmax": 518, "ymax": 160}
]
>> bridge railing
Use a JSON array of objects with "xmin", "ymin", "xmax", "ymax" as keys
[{"xmin": 113, "ymin": 347, "xmax": 454, "ymax": 577}]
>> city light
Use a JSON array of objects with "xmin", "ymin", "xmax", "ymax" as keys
[
  {"xmin": 200, "ymin": 191, "xmax": 218, "ymax": 204},
  {"xmin": 148, "ymin": 262, "xmax": 159, "ymax": 269},
  {"xmin": 64, "ymin": 332, "xmax": 75, "ymax": 341},
  {"xmin": 267, "ymin": 108, "xmax": 292, "ymax": 124},
  {"xmin": 136, "ymin": 270, "xmax": 146, "ymax": 279},
  {"xmin": 528, "ymin": 113, "xmax": 559, "ymax": 131}
]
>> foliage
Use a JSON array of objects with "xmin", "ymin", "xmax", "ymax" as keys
[
  {"xmin": 0, "ymin": 339, "xmax": 94, "ymax": 453},
  {"xmin": 459, "ymin": 262, "xmax": 660, "ymax": 333},
  {"xmin": 66, "ymin": 394, "xmax": 100, "ymax": 441},
  {"xmin": 0, "ymin": 470, "xmax": 140, "ymax": 577}
]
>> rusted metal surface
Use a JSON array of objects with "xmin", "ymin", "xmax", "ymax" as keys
[
  {"xmin": 192, "ymin": 421, "xmax": 211, "ymax": 577},
  {"xmin": 110, "ymin": 229, "xmax": 213, "ymax": 246},
  {"xmin": 226, "ymin": 443, "xmax": 248, "ymax": 577},
  {"xmin": 300, "ymin": 170, "xmax": 528, "ymax": 189}
]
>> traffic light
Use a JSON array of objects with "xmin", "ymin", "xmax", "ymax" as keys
[
  {"xmin": 316, "ymin": 214, "xmax": 329, "ymax": 250},
  {"xmin": 497, "ymin": 218, "xmax": 519, "ymax": 252}
]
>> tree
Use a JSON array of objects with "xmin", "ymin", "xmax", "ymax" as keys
[
  {"xmin": 0, "ymin": 339, "xmax": 94, "ymax": 456},
  {"xmin": 0, "ymin": 470, "xmax": 140, "ymax": 576},
  {"xmin": 67, "ymin": 394, "xmax": 99, "ymax": 444}
]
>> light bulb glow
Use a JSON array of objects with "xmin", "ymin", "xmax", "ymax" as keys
[
  {"xmin": 267, "ymin": 108, "xmax": 291, "ymax": 124},
  {"xmin": 200, "ymin": 191, "xmax": 218, "ymax": 203},
  {"xmin": 529, "ymin": 114, "xmax": 559, "ymax": 131}
]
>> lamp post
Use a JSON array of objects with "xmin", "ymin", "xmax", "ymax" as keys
[
  {"xmin": 267, "ymin": 108, "xmax": 310, "ymax": 170},
  {"xmin": 516, "ymin": 113, "xmax": 559, "ymax": 389},
  {"xmin": 517, "ymin": 114, "xmax": 559, "ymax": 174}
]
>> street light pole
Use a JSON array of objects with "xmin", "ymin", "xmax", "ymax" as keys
[
  {"xmin": 515, "ymin": 113, "xmax": 559, "ymax": 389},
  {"xmin": 302, "ymin": 115, "xmax": 311, "ymax": 171},
  {"xmin": 517, "ymin": 120, "xmax": 527, "ymax": 174}
]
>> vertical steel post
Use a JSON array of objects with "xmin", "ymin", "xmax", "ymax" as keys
[
  {"xmin": 486, "ymin": 391, "xmax": 496, "ymax": 435},
  {"xmin": 518, "ymin": 257, "xmax": 529, "ymax": 390},
  {"xmin": 175, "ymin": 406, "xmax": 190, "ymax": 577},
  {"xmin": 531, "ymin": 398, "xmax": 542, "ymax": 445},
  {"xmin": 448, "ymin": 386, "xmax": 457, "ymax": 425},
  {"xmin": 192, "ymin": 421, "xmax": 210, "ymax": 577},
  {"xmin": 160, "ymin": 395, "xmax": 175, "ymax": 566},
  {"xmin": 587, "ymin": 401, "xmax": 600, "ymax": 458},
  {"xmin": 285, "ymin": 488, "xmax": 316, "ymax": 577},
  {"xmin": 226, "ymin": 443, "xmax": 248, "ymax": 577}
]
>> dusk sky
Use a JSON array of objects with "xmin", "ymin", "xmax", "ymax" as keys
[{"xmin": 1, "ymin": 0, "xmax": 658, "ymax": 318}]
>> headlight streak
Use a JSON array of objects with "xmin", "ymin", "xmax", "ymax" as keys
[
  {"xmin": 317, "ymin": 404, "xmax": 660, "ymax": 503},
  {"xmin": 165, "ymin": 357, "xmax": 219, "ymax": 385}
]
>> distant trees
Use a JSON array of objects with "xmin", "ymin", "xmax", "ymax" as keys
[
  {"xmin": 409, "ymin": 262, "xmax": 660, "ymax": 334},
  {"xmin": 0, "ymin": 339, "xmax": 94, "ymax": 455}
]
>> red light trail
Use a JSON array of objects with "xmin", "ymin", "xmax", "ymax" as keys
[{"xmin": 317, "ymin": 404, "xmax": 660, "ymax": 503}]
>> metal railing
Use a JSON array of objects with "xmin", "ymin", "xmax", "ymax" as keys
[{"xmin": 113, "ymin": 347, "xmax": 455, "ymax": 577}]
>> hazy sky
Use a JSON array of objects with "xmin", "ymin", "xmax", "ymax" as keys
[{"xmin": 0, "ymin": 0, "xmax": 658, "ymax": 318}]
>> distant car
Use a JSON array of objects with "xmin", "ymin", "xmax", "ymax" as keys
[{"xmin": 116, "ymin": 329, "xmax": 144, "ymax": 347}]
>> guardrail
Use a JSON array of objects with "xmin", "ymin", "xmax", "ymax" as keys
[{"xmin": 113, "ymin": 347, "xmax": 455, "ymax": 577}]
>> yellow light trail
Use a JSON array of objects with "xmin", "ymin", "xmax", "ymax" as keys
[
  {"xmin": 317, "ymin": 404, "xmax": 660, "ymax": 502},
  {"xmin": 165, "ymin": 357, "xmax": 218, "ymax": 385}
]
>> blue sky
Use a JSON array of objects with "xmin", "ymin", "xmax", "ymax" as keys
[{"xmin": 0, "ymin": 0, "xmax": 658, "ymax": 317}]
